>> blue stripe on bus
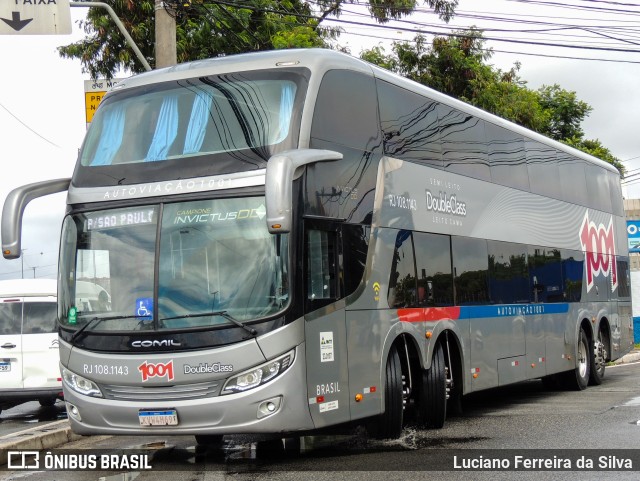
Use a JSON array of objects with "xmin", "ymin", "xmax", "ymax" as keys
[{"xmin": 458, "ymin": 303, "xmax": 570, "ymax": 319}]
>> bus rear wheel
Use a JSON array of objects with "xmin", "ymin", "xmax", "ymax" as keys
[
  {"xmin": 419, "ymin": 341, "xmax": 447, "ymax": 429},
  {"xmin": 375, "ymin": 346, "xmax": 404, "ymax": 439},
  {"xmin": 589, "ymin": 328, "xmax": 607, "ymax": 386},
  {"xmin": 566, "ymin": 328, "xmax": 590, "ymax": 390}
]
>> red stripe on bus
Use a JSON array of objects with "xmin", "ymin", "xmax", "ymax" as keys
[{"xmin": 397, "ymin": 307, "xmax": 461, "ymax": 323}]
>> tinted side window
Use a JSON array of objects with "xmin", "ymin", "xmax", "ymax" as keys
[
  {"xmin": 558, "ymin": 152, "xmax": 588, "ymax": 206},
  {"xmin": 388, "ymin": 230, "xmax": 417, "ymax": 308},
  {"xmin": 528, "ymin": 246, "xmax": 563, "ymax": 303},
  {"xmin": 486, "ymin": 122, "xmax": 529, "ymax": 191},
  {"xmin": 23, "ymin": 302, "xmax": 57, "ymax": 334},
  {"xmin": 487, "ymin": 241, "xmax": 528, "ymax": 304},
  {"xmin": 413, "ymin": 232, "xmax": 453, "ymax": 306},
  {"xmin": 306, "ymin": 226, "xmax": 341, "ymax": 312},
  {"xmin": 0, "ymin": 303, "xmax": 21, "ymax": 335},
  {"xmin": 377, "ymin": 80, "xmax": 442, "ymax": 168},
  {"xmin": 452, "ymin": 237, "xmax": 489, "ymax": 305},
  {"xmin": 311, "ymin": 70, "xmax": 380, "ymax": 151},
  {"xmin": 343, "ymin": 224, "xmax": 370, "ymax": 297},
  {"xmin": 561, "ymin": 249, "xmax": 584, "ymax": 302},
  {"xmin": 616, "ymin": 256, "xmax": 631, "ymax": 299},
  {"xmin": 526, "ymin": 140, "xmax": 560, "ymax": 199},
  {"xmin": 439, "ymin": 105, "xmax": 491, "ymax": 181},
  {"xmin": 585, "ymin": 164, "xmax": 612, "ymax": 213}
]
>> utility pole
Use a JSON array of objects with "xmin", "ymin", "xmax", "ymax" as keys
[
  {"xmin": 21, "ymin": 249, "xmax": 27, "ymax": 279},
  {"xmin": 155, "ymin": 0, "xmax": 177, "ymax": 68}
]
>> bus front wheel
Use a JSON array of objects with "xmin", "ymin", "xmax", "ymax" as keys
[
  {"xmin": 194, "ymin": 434, "xmax": 224, "ymax": 448},
  {"xmin": 375, "ymin": 346, "xmax": 404, "ymax": 439}
]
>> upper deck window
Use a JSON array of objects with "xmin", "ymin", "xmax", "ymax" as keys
[{"xmin": 75, "ymin": 69, "xmax": 308, "ymax": 187}]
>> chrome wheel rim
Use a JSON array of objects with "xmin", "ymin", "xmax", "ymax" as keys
[{"xmin": 578, "ymin": 337, "xmax": 588, "ymax": 379}]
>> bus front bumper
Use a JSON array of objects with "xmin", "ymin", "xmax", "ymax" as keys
[{"xmin": 63, "ymin": 347, "xmax": 314, "ymax": 436}]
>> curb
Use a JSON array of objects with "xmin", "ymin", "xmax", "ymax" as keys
[
  {"xmin": 0, "ymin": 420, "xmax": 82, "ymax": 466},
  {"xmin": 613, "ymin": 349, "xmax": 640, "ymax": 365}
]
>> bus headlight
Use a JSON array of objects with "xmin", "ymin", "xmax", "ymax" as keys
[
  {"xmin": 62, "ymin": 367, "xmax": 103, "ymax": 398},
  {"xmin": 222, "ymin": 349, "xmax": 294, "ymax": 394}
]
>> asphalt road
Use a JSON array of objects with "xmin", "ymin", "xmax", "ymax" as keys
[
  {"xmin": 0, "ymin": 400, "xmax": 66, "ymax": 437},
  {"xmin": 2, "ymin": 362, "xmax": 640, "ymax": 481}
]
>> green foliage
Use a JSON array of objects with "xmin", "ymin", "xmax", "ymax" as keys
[
  {"xmin": 563, "ymin": 137, "xmax": 625, "ymax": 176},
  {"xmin": 59, "ymin": 0, "xmax": 327, "ymax": 79},
  {"xmin": 537, "ymin": 84, "xmax": 592, "ymax": 141},
  {"xmin": 59, "ymin": 0, "xmax": 458, "ymax": 79},
  {"xmin": 361, "ymin": 31, "xmax": 622, "ymax": 174}
]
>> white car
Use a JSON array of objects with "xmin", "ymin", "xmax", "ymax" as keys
[{"xmin": 0, "ymin": 278, "xmax": 62, "ymax": 414}]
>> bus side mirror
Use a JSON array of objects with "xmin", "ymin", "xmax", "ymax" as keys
[
  {"xmin": 1, "ymin": 178, "xmax": 71, "ymax": 259},
  {"xmin": 265, "ymin": 149, "xmax": 342, "ymax": 234}
]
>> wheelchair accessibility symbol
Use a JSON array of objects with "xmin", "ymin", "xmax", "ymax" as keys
[{"xmin": 136, "ymin": 298, "xmax": 153, "ymax": 320}]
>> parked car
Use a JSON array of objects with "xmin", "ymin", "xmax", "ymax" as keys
[{"xmin": 0, "ymin": 279, "xmax": 62, "ymax": 414}]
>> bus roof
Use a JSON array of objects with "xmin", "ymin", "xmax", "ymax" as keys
[
  {"xmin": 112, "ymin": 48, "xmax": 370, "ymax": 91},
  {"xmin": 0, "ymin": 279, "xmax": 57, "ymax": 298}
]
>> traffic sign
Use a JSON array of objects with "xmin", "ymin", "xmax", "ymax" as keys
[
  {"xmin": 84, "ymin": 79, "xmax": 123, "ymax": 126},
  {"xmin": 0, "ymin": 0, "xmax": 71, "ymax": 35}
]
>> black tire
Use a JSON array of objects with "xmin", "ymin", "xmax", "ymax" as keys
[
  {"xmin": 420, "ymin": 342, "xmax": 447, "ymax": 429},
  {"xmin": 194, "ymin": 434, "xmax": 224, "ymax": 447},
  {"xmin": 38, "ymin": 398, "xmax": 57, "ymax": 407},
  {"xmin": 565, "ymin": 328, "xmax": 590, "ymax": 391},
  {"xmin": 589, "ymin": 328, "xmax": 607, "ymax": 386},
  {"xmin": 376, "ymin": 346, "xmax": 404, "ymax": 439}
]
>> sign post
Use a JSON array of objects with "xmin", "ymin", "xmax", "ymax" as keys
[{"xmin": 0, "ymin": 0, "xmax": 71, "ymax": 35}]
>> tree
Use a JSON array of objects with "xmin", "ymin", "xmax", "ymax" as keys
[
  {"xmin": 361, "ymin": 31, "xmax": 623, "ymax": 174},
  {"xmin": 564, "ymin": 137, "xmax": 624, "ymax": 175},
  {"xmin": 59, "ymin": 0, "xmax": 458, "ymax": 79},
  {"xmin": 537, "ymin": 84, "xmax": 592, "ymax": 141}
]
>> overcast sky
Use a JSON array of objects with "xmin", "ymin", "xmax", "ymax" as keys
[{"xmin": 0, "ymin": 0, "xmax": 638, "ymax": 280}]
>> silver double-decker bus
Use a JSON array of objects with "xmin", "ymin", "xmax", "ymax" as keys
[{"xmin": 2, "ymin": 49, "xmax": 633, "ymax": 444}]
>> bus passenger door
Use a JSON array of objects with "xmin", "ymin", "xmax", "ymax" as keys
[{"xmin": 303, "ymin": 222, "xmax": 350, "ymax": 428}]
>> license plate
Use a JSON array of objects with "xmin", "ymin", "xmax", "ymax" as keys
[
  {"xmin": 0, "ymin": 362, "xmax": 10, "ymax": 372},
  {"xmin": 138, "ymin": 409, "xmax": 178, "ymax": 426}
]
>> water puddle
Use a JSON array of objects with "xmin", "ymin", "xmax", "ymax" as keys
[{"xmin": 623, "ymin": 396, "xmax": 640, "ymax": 406}]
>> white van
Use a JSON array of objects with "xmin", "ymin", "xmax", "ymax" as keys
[{"xmin": 0, "ymin": 279, "xmax": 62, "ymax": 414}]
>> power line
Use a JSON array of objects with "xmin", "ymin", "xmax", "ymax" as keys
[
  {"xmin": 0, "ymin": 102, "xmax": 61, "ymax": 148},
  {"xmin": 343, "ymin": 29, "xmax": 640, "ymax": 63},
  {"xmin": 208, "ymin": 0, "xmax": 640, "ymax": 54}
]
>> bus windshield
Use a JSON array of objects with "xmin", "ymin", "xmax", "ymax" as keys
[
  {"xmin": 58, "ymin": 197, "xmax": 289, "ymax": 332},
  {"xmin": 74, "ymin": 70, "xmax": 306, "ymax": 187}
]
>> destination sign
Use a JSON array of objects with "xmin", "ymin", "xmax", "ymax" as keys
[{"xmin": 86, "ymin": 209, "xmax": 156, "ymax": 231}]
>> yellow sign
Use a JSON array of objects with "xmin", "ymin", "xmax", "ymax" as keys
[
  {"xmin": 83, "ymin": 79, "xmax": 123, "ymax": 126},
  {"xmin": 84, "ymin": 92, "xmax": 105, "ymax": 123}
]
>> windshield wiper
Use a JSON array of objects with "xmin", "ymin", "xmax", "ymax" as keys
[
  {"xmin": 70, "ymin": 314, "xmax": 144, "ymax": 342},
  {"xmin": 159, "ymin": 310, "xmax": 257, "ymax": 336}
]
